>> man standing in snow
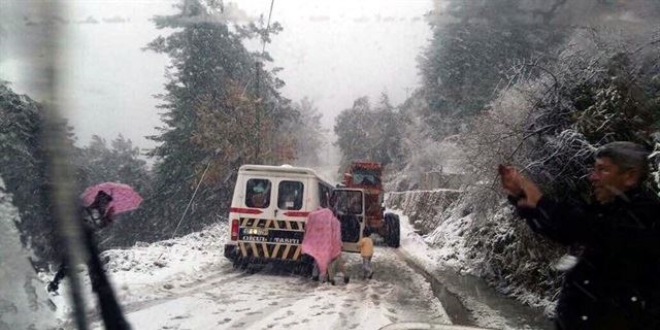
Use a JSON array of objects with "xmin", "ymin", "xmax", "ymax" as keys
[{"xmin": 500, "ymin": 141, "xmax": 660, "ymax": 330}]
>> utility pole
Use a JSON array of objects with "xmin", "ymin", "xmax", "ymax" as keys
[
  {"xmin": 255, "ymin": 60, "xmax": 261, "ymax": 163},
  {"xmin": 253, "ymin": 0, "xmax": 275, "ymax": 164}
]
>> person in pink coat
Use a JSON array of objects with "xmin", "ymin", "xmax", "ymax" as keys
[{"xmin": 302, "ymin": 208, "xmax": 349, "ymax": 284}]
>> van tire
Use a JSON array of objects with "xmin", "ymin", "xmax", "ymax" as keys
[
  {"xmin": 233, "ymin": 259, "xmax": 247, "ymax": 270},
  {"xmin": 294, "ymin": 262, "xmax": 313, "ymax": 276}
]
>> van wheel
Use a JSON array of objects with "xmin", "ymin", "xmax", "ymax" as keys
[
  {"xmin": 384, "ymin": 213, "xmax": 400, "ymax": 248},
  {"xmin": 232, "ymin": 259, "xmax": 245, "ymax": 270}
]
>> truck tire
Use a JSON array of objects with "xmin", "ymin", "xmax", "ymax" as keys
[
  {"xmin": 384, "ymin": 213, "xmax": 400, "ymax": 248},
  {"xmin": 390, "ymin": 214, "xmax": 400, "ymax": 248}
]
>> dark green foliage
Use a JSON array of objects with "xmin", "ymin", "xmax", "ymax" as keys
[
  {"xmin": 417, "ymin": 0, "xmax": 660, "ymax": 138},
  {"xmin": 77, "ymin": 135, "xmax": 151, "ymax": 193},
  {"xmin": 418, "ymin": 0, "xmax": 568, "ymax": 135},
  {"xmin": 76, "ymin": 135, "xmax": 153, "ymax": 248},
  {"xmin": 287, "ymin": 97, "xmax": 327, "ymax": 167},
  {"xmin": 0, "ymin": 83, "xmax": 77, "ymax": 265}
]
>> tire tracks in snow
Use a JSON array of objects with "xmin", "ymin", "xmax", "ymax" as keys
[
  {"xmin": 121, "ymin": 270, "xmax": 251, "ymax": 315},
  {"xmin": 84, "ymin": 266, "xmax": 250, "ymax": 325},
  {"xmin": 87, "ymin": 246, "xmax": 451, "ymax": 330}
]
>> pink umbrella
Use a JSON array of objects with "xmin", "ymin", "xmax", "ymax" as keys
[{"xmin": 81, "ymin": 182, "xmax": 143, "ymax": 215}]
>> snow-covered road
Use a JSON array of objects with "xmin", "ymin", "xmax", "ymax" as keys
[
  {"xmin": 52, "ymin": 211, "xmax": 550, "ymax": 330},
  {"xmin": 102, "ymin": 248, "xmax": 450, "ymax": 330},
  {"xmin": 52, "ymin": 220, "xmax": 453, "ymax": 330}
]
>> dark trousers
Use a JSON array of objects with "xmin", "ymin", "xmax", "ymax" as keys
[{"xmin": 50, "ymin": 261, "xmax": 102, "ymax": 292}]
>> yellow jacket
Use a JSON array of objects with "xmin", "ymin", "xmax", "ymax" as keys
[{"xmin": 357, "ymin": 237, "xmax": 374, "ymax": 257}]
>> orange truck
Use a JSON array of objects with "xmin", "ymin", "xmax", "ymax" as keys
[{"xmin": 340, "ymin": 161, "xmax": 400, "ymax": 247}]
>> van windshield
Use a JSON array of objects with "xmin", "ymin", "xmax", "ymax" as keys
[{"xmin": 352, "ymin": 169, "xmax": 381, "ymax": 186}]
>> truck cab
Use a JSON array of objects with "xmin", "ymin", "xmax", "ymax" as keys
[{"xmin": 341, "ymin": 161, "xmax": 400, "ymax": 247}]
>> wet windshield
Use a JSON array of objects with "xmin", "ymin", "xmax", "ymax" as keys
[
  {"xmin": 352, "ymin": 169, "xmax": 381, "ymax": 186},
  {"xmin": 1, "ymin": 1, "xmax": 659, "ymax": 330}
]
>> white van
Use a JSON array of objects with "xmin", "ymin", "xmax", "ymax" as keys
[{"xmin": 223, "ymin": 164, "xmax": 365, "ymax": 266}]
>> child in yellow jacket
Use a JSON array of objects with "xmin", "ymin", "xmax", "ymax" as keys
[{"xmin": 357, "ymin": 228, "xmax": 374, "ymax": 279}]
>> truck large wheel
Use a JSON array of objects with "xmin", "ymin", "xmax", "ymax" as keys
[
  {"xmin": 391, "ymin": 214, "xmax": 400, "ymax": 248},
  {"xmin": 384, "ymin": 213, "xmax": 400, "ymax": 248}
]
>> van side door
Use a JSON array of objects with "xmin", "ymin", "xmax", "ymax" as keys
[{"xmin": 332, "ymin": 188, "xmax": 365, "ymax": 252}]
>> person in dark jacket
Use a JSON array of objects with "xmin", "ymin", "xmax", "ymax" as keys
[
  {"xmin": 500, "ymin": 141, "xmax": 660, "ymax": 330},
  {"xmin": 47, "ymin": 190, "xmax": 114, "ymax": 293}
]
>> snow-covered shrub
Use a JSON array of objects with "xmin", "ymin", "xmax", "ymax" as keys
[{"xmin": 390, "ymin": 108, "xmax": 466, "ymax": 192}]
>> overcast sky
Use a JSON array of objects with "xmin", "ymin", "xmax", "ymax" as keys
[{"xmin": 0, "ymin": 0, "xmax": 432, "ymax": 150}]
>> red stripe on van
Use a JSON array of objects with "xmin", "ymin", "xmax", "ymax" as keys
[
  {"xmin": 230, "ymin": 207, "xmax": 263, "ymax": 215},
  {"xmin": 283, "ymin": 211, "xmax": 310, "ymax": 217}
]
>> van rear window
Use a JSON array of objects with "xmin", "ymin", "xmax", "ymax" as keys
[
  {"xmin": 245, "ymin": 179, "xmax": 271, "ymax": 208},
  {"xmin": 278, "ymin": 181, "xmax": 304, "ymax": 210}
]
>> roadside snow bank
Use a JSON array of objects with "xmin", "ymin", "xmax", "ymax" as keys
[
  {"xmin": 102, "ymin": 223, "xmax": 228, "ymax": 285},
  {"xmin": 394, "ymin": 209, "xmax": 511, "ymax": 330},
  {"xmin": 386, "ymin": 189, "xmax": 560, "ymax": 318},
  {"xmin": 387, "ymin": 189, "xmax": 461, "ymax": 234},
  {"xmin": 51, "ymin": 222, "xmax": 229, "ymax": 323},
  {"xmin": 392, "ymin": 208, "xmax": 554, "ymax": 330},
  {"xmin": 0, "ymin": 178, "xmax": 59, "ymax": 329}
]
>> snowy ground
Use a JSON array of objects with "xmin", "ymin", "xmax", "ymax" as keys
[
  {"xmin": 53, "ymin": 219, "xmax": 453, "ymax": 330},
  {"xmin": 49, "ymin": 209, "xmax": 552, "ymax": 330}
]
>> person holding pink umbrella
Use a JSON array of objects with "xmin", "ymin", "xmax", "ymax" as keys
[{"xmin": 48, "ymin": 183, "xmax": 142, "ymax": 294}]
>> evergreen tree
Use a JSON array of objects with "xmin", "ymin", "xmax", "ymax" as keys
[
  {"xmin": 419, "ymin": 0, "xmax": 567, "ymax": 128},
  {"xmin": 286, "ymin": 97, "xmax": 327, "ymax": 167},
  {"xmin": 145, "ymin": 0, "xmax": 291, "ymax": 236},
  {"xmin": 0, "ymin": 83, "xmax": 78, "ymax": 265},
  {"xmin": 334, "ymin": 95, "xmax": 403, "ymax": 168},
  {"xmin": 417, "ymin": 0, "xmax": 660, "ymax": 139},
  {"xmin": 74, "ymin": 134, "xmax": 153, "ymax": 247},
  {"xmin": 78, "ymin": 135, "xmax": 151, "ymax": 194}
]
